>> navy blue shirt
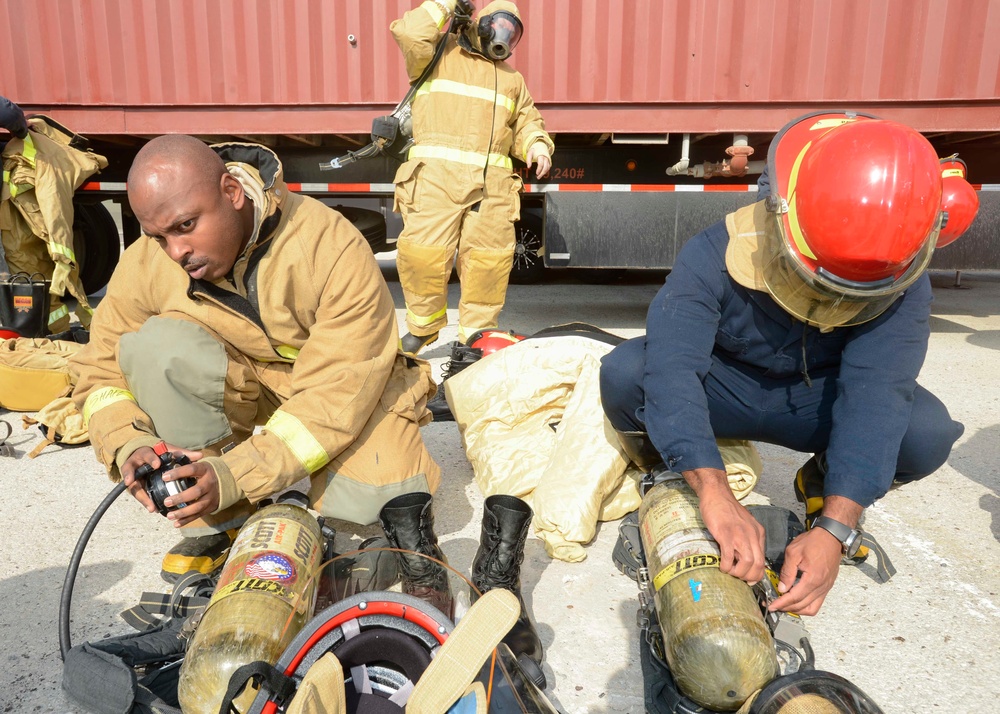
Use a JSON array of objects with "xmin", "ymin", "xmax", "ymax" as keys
[{"xmin": 644, "ymin": 218, "xmax": 932, "ymax": 506}]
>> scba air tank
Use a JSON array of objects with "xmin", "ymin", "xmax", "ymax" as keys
[
  {"xmin": 638, "ymin": 476, "xmax": 777, "ymax": 711},
  {"xmin": 177, "ymin": 500, "xmax": 323, "ymax": 714}
]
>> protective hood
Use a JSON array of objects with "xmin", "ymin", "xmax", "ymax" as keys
[{"xmin": 459, "ymin": 0, "xmax": 523, "ymax": 60}]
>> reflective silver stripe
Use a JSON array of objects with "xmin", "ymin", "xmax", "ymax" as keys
[
  {"xmin": 408, "ymin": 145, "xmax": 513, "ymax": 170},
  {"xmin": 265, "ymin": 410, "xmax": 329, "ymax": 473}
]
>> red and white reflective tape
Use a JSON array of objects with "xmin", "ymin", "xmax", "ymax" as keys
[
  {"xmin": 524, "ymin": 183, "xmax": 759, "ymax": 193},
  {"xmin": 79, "ymin": 181, "xmax": 1000, "ymax": 193},
  {"xmin": 79, "ymin": 182, "xmax": 128, "ymax": 191}
]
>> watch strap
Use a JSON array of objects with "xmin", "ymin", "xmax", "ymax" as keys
[{"xmin": 812, "ymin": 515, "xmax": 855, "ymax": 546}]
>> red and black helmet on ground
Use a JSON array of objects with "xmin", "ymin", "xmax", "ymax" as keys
[{"xmin": 937, "ymin": 156, "xmax": 979, "ymax": 248}]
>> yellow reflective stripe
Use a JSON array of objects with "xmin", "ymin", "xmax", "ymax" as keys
[
  {"xmin": 421, "ymin": 0, "xmax": 447, "ymax": 29},
  {"xmin": 83, "ymin": 387, "xmax": 137, "ymax": 425},
  {"xmin": 21, "ymin": 133, "xmax": 36, "ymax": 164},
  {"xmin": 408, "ymin": 145, "xmax": 512, "ymax": 170},
  {"xmin": 785, "ymin": 141, "xmax": 818, "ymax": 261},
  {"xmin": 77, "ymin": 303, "xmax": 94, "ymax": 315},
  {"xmin": 415, "ymin": 78, "xmax": 516, "ymax": 113},
  {"xmin": 47, "ymin": 304, "xmax": 69, "ymax": 325},
  {"xmin": 265, "ymin": 410, "xmax": 328, "ymax": 473},
  {"xmin": 407, "ymin": 306, "xmax": 448, "ymax": 327},
  {"xmin": 49, "ymin": 242, "xmax": 77, "ymax": 263},
  {"xmin": 276, "ymin": 345, "xmax": 300, "ymax": 360}
]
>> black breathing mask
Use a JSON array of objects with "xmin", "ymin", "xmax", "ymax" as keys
[{"xmin": 477, "ymin": 10, "xmax": 523, "ymax": 60}]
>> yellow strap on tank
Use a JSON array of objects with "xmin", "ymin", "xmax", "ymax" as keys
[
  {"xmin": 265, "ymin": 410, "xmax": 329, "ymax": 473},
  {"xmin": 408, "ymin": 145, "xmax": 513, "ymax": 170},
  {"xmin": 415, "ymin": 79, "xmax": 516, "ymax": 114},
  {"xmin": 82, "ymin": 386, "xmax": 137, "ymax": 425},
  {"xmin": 652, "ymin": 553, "xmax": 721, "ymax": 591}
]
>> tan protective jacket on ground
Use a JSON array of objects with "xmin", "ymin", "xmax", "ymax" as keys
[
  {"xmin": 446, "ymin": 335, "xmax": 763, "ymax": 563},
  {"xmin": 72, "ymin": 144, "xmax": 432, "ymax": 508},
  {"xmin": 1, "ymin": 117, "xmax": 108, "ymax": 331}
]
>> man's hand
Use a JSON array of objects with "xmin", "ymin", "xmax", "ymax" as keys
[
  {"xmin": 526, "ymin": 142, "xmax": 552, "ymax": 179},
  {"xmin": 684, "ymin": 467, "xmax": 766, "ymax": 584},
  {"xmin": 121, "ymin": 444, "xmax": 216, "ymax": 525},
  {"xmin": 768, "ymin": 527, "xmax": 842, "ymax": 615}
]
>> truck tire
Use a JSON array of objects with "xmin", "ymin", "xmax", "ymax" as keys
[
  {"xmin": 509, "ymin": 212, "xmax": 545, "ymax": 285},
  {"xmin": 73, "ymin": 201, "xmax": 121, "ymax": 295},
  {"xmin": 335, "ymin": 206, "xmax": 389, "ymax": 254}
]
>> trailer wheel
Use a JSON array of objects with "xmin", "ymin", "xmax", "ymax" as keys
[
  {"xmin": 336, "ymin": 206, "xmax": 389, "ymax": 254},
  {"xmin": 510, "ymin": 213, "xmax": 545, "ymax": 284},
  {"xmin": 73, "ymin": 201, "xmax": 121, "ymax": 295}
]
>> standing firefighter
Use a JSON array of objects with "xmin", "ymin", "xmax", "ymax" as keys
[
  {"xmin": 71, "ymin": 136, "xmax": 445, "ymax": 585},
  {"xmin": 391, "ymin": 0, "xmax": 554, "ymax": 355}
]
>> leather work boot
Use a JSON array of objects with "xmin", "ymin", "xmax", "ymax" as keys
[
  {"xmin": 315, "ymin": 536, "xmax": 400, "ymax": 611},
  {"xmin": 794, "ymin": 452, "xmax": 869, "ymax": 563},
  {"xmin": 160, "ymin": 529, "xmax": 238, "ymax": 584},
  {"xmin": 378, "ymin": 492, "xmax": 454, "ymax": 619},
  {"xmin": 470, "ymin": 494, "xmax": 546, "ymax": 688},
  {"xmin": 427, "ymin": 343, "xmax": 483, "ymax": 421},
  {"xmin": 399, "ymin": 331, "xmax": 439, "ymax": 357}
]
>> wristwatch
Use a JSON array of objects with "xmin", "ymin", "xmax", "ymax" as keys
[{"xmin": 812, "ymin": 516, "xmax": 864, "ymax": 558}]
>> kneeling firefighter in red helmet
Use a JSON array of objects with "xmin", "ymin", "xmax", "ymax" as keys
[{"xmin": 601, "ymin": 110, "xmax": 974, "ymax": 616}]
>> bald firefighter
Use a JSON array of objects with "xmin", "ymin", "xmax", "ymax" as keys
[
  {"xmin": 391, "ymin": 0, "xmax": 554, "ymax": 355},
  {"xmin": 71, "ymin": 136, "xmax": 442, "ymax": 582}
]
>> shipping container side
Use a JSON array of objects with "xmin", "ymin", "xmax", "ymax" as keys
[{"xmin": 2, "ymin": 0, "xmax": 999, "ymax": 274}]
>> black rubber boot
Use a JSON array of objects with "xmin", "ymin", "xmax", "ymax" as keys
[
  {"xmin": 471, "ymin": 494, "xmax": 546, "ymax": 688},
  {"xmin": 428, "ymin": 343, "xmax": 483, "ymax": 421},
  {"xmin": 399, "ymin": 331, "xmax": 439, "ymax": 357},
  {"xmin": 378, "ymin": 492, "xmax": 454, "ymax": 619}
]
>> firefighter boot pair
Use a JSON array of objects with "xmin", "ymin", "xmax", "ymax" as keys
[
  {"xmin": 470, "ymin": 494, "xmax": 546, "ymax": 689},
  {"xmin": 427, "ymin": 342, "xmax": 484, "ymax": 421},
  {"xmin": 794, "ymin": 452, "xmax": 870, "ymax": 564},
  {"xmin": 378, "ymin": 492, "xmax": 454, "ymax": 619}
]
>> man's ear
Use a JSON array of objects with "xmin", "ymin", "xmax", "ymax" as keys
[{"xmin": 221, "ymin": 172, "xmax": 246, "ymax": 210}]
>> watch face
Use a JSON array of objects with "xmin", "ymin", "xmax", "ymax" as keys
[{"xmin": 843, "ymin": 531, "xmax": 863, "ymax": 558}]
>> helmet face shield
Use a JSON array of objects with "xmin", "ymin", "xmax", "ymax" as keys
[
  {"xmin": 749, "ymin": 670, "xmax": 885, "ymax": 714},
  {"xmin": 479, "ymin": 11, "xmax": 523, "ymax": 59},
  {"xmin": 762, "ymin": 204, "xmax": 938, "ymax": 328}
]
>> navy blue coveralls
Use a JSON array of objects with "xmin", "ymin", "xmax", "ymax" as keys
[{"xmin": 599, "ymin": 218, "xmax": 964, "ymax": 507}]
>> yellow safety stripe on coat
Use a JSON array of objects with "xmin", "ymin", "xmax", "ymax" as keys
[
  {"xmin": 276, "ymin": 345, "xmax": 300, "ymax": 360},
  {"xmin": 414, "ymin": 79, "xmax": 517, "ymax": 114},
  {"xmin": 265, "ymin": 410, "xmax": 329, "ymax": 473},
  {"xmin": 407, "ymin": 306, "xmax": 448, "ymax": 327},
  {"xmin": 21, "ymin": 133, "xmax": 36, "ymax": 164},
  {"xmin": 48, "ymin": 242, "xmax": 77, "ymax": 263},
  {"xmin": 77, "ymin": 303, "xmax": 94, "ymax": 315},
  {"xmin": 421, "ymin": 0, "xmax": 448, "ymax": 29},
  {"xmin": 408, "ymin": 145, "xmax": 513, "ymax": 170},
  {"xmin": 83, "ymin": 387, "xmax": 137, "ymax": 425},
  {"xmin": 47, "ymin": 304, "xmax": 69, "ymax": 325},
  {"xmin": 2, "ymin": 170, "xmax": 32, "ymax": 199}
]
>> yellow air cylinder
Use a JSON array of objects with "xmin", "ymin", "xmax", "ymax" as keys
[
  {"xmin": 177, "ymin": 501, "xmax": 323, "ymax": 714},
  {"xmin": 638, "ymin": 476, "xmax": 778, "ymax": 711}
]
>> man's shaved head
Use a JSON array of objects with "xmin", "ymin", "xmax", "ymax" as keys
[{"xmin": 128, "ymin": 135, "xmax": 252, "ymax": 282}]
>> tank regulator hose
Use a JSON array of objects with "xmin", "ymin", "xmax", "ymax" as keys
[{"xmin": 59, "ymin": 482, "xmax": 127, "ymax": 660}]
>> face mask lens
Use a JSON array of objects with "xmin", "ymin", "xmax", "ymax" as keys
[{"xmin": 483, "ymin": 11, "xmax": 522, "ymax": 59}]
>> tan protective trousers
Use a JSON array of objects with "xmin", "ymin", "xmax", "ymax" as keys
[
  {"xmin": 118, "ymin": 315, "xmax": 440, "ymax": 534},
  {"xmin": 394, "ymin": 160, "xmax": 522, "ymax": 338}
]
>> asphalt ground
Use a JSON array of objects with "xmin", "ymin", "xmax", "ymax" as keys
[{"xmin": 1, "ymin": 262, "xmax": 998, "ymax": 714}]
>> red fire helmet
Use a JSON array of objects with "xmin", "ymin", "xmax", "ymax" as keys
[
  {"xmin": 937, "ymin": 156, "xmax": 980, "ymax": 248},
  {"xmin": 467, "ymin": 328, "xmax": 526, "ymax": 356},
  {"xmin": 762, "ymin": 111, "xmax": 944, "ymax": 327}
]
